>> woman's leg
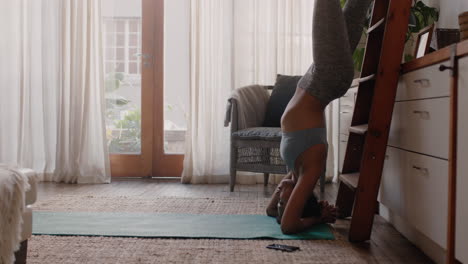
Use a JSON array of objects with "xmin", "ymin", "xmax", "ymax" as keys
[
  {"xmin": 298, "ymin": 0, "xmax": 355, "ymax": 105},
  {"xmin": 343, "ymin": 0, "xmax": 374, "ymax": 52},
  {"xmin": 312, "ymin": 0, "xmax": 353, "ymax": 72},
  {"xmin": 313, "ymin": 0, "xmax": 373, "ymax": 64}
]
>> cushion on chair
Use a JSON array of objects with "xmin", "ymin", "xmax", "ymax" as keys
[
  {"xmin": 232, "ymin": 127, "xmax": 282, "ymax": 141},
  {"xmin": 262, "ymin": 74, "xmax": 302, "ymax": 127}
]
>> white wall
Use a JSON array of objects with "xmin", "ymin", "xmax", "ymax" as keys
[
  {"xmin": 438, "ymin": 0, "xmax": 468, "ymax": 28},
  {"xmin": 421, "ymin": 0, "xmax": 468, "ymax": 28}
]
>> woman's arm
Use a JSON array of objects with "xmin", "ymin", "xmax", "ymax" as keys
[
  {"xmin": 266, "ymin": 186, "xmax": 281, "ymax": 217},
  {"xmin": 280, "ymin": 144, "xmax": 327, "ymax": 234},
  {"xmin": 266, "ymin": 172, "xmax": 293, "ymax": 217}
]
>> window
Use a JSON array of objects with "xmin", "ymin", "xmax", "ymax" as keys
[{"xmin": 103, "ymin": 18, "xmax": 142, "ymax": 75}]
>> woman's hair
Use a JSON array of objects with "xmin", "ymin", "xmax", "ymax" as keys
[
  {"xmin": 301, "ymin": 194, "xmax": 322, "ymax": 218},
  {"xmin": 276, "ymin": 193, "xmax": 322, "ymax": 223}
]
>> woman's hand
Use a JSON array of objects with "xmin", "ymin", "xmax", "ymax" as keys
[{"xmin": 319, "ymin": 201, "xmax": 338, "ymax": 224}]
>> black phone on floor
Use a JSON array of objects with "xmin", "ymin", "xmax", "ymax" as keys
[{"xmin": 266, "ymin": 244, "xmax": 300, "ymax": 252}]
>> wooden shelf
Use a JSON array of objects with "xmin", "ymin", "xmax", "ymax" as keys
[
  {"xmin": 339, "ymin": 173, "xmax": 360, "ymax": 190},
  {"xmin": 349, "ymin": 124, "xmax": 369, "ymax": 135},
  {"xmin": 402, "ymin": 39, "xmax": 468, "ymax": 73}
]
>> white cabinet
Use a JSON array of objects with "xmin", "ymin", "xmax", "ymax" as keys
[
  {"xmin": 338, "ymin": 87, "xmax": 357, "ymax": 171},
  {"xmin": 456, "ymin": 56, "xmax": 468, "ymax": 264},
  {"xmin": 381, "ymin": 146, "xmax": 448, "ymax": 248},
  {"xmin": 339, "ymin": 138, "xmax": 348, "ymax": 171},
  {"xmin": 378, "ymin": 52, "xmax": 468, "ymax": 262},
  {"xmin": 339, "ymin": 87, "xmax": 357, "ymax": 136},
  {"xmin": 338, "ymin": 48, "xmax": 468, "ymax": 263}
]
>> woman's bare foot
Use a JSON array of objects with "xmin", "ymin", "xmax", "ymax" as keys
[{"xmin": 319, "ymin": 201, "xmax": 338, "ymax": 224}]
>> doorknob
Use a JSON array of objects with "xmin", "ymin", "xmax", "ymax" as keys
[
  {"xmin": 135, "ymin": 53, "xmax": 152, "ymax": 59},
  {"xmin": 135, "ymin": 53, "xmax": 153, "ymax": 67}
]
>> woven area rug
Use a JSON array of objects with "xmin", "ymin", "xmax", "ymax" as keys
[{"xmin": 28, "ymin": 195, "xmax": 366, "ymax": 264}]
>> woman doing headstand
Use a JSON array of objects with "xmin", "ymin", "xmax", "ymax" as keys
[{"xmin": 266, "ymin": 0, "xmax": 373, "ymax": 234}]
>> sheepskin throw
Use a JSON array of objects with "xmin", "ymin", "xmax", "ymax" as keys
[{"xmin": 0, "ymin": 166, "xmax": 29, "ymax": 264}]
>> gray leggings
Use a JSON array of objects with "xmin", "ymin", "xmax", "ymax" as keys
[{"xmin": 298, "ymin": 0, "xmax": 373, "ymax": 106}]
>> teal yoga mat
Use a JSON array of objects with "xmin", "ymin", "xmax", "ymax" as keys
[{"xmin": 33, "ymin": 212, "xmax": 334, "ymax": 240}]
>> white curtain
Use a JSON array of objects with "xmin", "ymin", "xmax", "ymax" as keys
[
  {"xmin": 0, "ymin": 0, "xmax": 110, "ymax": 184},
  {"xmin": 183, "ymin": 0, "xmax": 339, "ymax": 184},
  {"xmin": 182, "ymin": 0, "xmax": 234, "ymax": 184}
]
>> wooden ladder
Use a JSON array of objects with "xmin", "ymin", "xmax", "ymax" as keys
[{"xmin": 335, "ymin": 0, "xmax": 412, "ymax": 242}]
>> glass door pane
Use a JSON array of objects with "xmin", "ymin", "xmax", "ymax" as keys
[
  {"xmin": 102, "ymin": 0, "xmax": 142, "ymax": 154},
  {"xmin": 163, "ymin": 0, "xmax": 189, "ymax": 154},
  {"xmin": 102, "ymin": 0, "xmax": 156, "ymax": 177}
]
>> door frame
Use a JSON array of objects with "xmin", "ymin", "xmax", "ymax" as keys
[
  {"xmin": 152, "ymin": 0, "xmax": 184, "ymax": 177},
  {"xmin": 111, "ymin": 0, "xmax": 183, "ymax": 177}
]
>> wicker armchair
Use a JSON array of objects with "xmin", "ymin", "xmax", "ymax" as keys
[
  {"xmin": 226, "ymin": 84, "xmax": 327, "ymax": 192},
  {"xmin": 226, "ymin": 85, "xmax": 287, "ymax": 192}
]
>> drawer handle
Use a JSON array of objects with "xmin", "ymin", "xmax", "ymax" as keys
[
  {"xmin": 412, "ymin": 110, "xmax": 430, "ymax": 119},
  {"xmin": 412, "ymin": 166, "xmax": 429, "ymax": 175},
  {"xmin": 340, "ymin": 111, "xmax": 350, "ymax": 114},
  {"xmin": 413, "ymin": 79, "xmax": 430, "ymax": 87},
  {"xmin": 439, "ymin": 64, "xmax": 454, "ymax": 72}
]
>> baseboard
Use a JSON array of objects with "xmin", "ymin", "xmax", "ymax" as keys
[{"xmin": 379, "ymin": 204, "xmax": 446, "ymax": 264}]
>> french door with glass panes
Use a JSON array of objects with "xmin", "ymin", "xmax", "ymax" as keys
[{"xmin": 103, "ymin": 0, "xmax": 183, "ymax": 177}]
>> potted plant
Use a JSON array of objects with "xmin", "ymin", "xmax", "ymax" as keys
[{"xmin": 349, "ymin": 0, "xmax": 439, "ymax": 70}]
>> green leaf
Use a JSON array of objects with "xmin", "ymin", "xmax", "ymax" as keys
[
  {"xmin": 406, "ymin": 1, "xmax": 439, "ymax": 44},
  {"xmin": 405, "ymin": 54, "xmax": 414, "ymax": 63},
  {"xmin": 105, "ymin": 79, "xmax": 120, "ymax": 92},
  {"xmin": 115, "ymin": 98, "xmax": 130, "ymax": 106},
  {"xmin": 106, "ymin": 94, "xmax": 130, "ymax": 108},
  {"xmin": 409, "ymin": 12, "xmax": 417, "ymax": 27},
  {"xmin": 340, "ymin": 0, "xmax": 347, "ymax": 8},
  {"xmin": 353, "ymin": 48, "xmax": 365, "ymax": 72},
  {"xmin": 113, "ymin": 72, "xmax": 125, "ymax": 82}
]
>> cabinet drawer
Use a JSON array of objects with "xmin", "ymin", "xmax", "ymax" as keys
[
  {"xmin": 382, "ymin": 147, "xmax": 448, "ymax": 247},
  {"xmin": 396, "ymin": 61, "xmax": 451, "ymax": 101},
  {"xmin": 380, "ymin": 147, "xmax": 406, "ymax": 217},
  {"xmin": 338, "ymin": 135, "xmax": 348, "ymax": 172},
  {"xmin": 405, "ymin": 150, "xmax": 448, "ymax": 248},
  {"xmin": 388, "ymin": 98, "xmax": 449, "ymax": 159}
]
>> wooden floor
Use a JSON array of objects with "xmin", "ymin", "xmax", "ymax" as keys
[{"xmin": 37, "ymin": 179, "xmax": 434, "ymax": 264}]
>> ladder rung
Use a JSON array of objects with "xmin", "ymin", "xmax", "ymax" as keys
[
  {"xmin": 349, "ymin": 124, "xmax": 369, "ymax": 135},
  {"xmin": 339, "ymin": 173, "xmax": 360, "ymax": 189},
  {"xmin": 359, "ymin": 74, "xmax": 376, "ymax": 84},
  {"xmin": 366, "ymin": 18, "xmax": 386, "ymax": 34}
]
